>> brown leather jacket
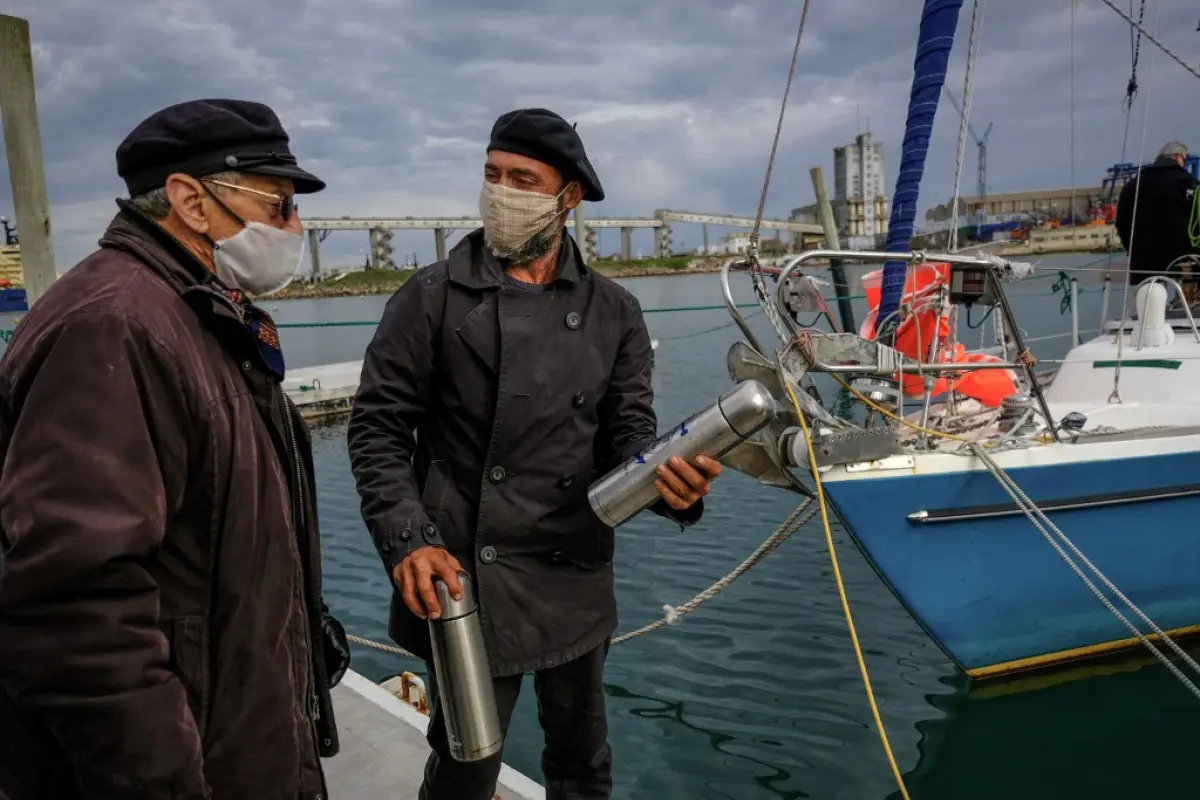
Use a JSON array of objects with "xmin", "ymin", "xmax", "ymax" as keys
[{"xmin": 0, "ymin": 206, "xmax": 340, "ymax": 799}]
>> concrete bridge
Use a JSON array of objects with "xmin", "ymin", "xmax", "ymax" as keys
[{"xmin": 302, "ymin": 209, "xmax": 824, "ymax": 276}]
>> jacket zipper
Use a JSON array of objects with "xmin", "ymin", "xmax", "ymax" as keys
[{"xmin": 281, "ymin": 390, "xmax": 324, "ymax": 763}]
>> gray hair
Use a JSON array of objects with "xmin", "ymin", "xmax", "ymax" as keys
[
  {"xmin": 1159, "ymin": 141, "xmax": 1189, "ymax": 160},
  {"xmin": 128, "ymin": 170, "xmax": 243, "ymax": 219}
]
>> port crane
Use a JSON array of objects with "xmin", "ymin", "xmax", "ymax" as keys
[{"xmin": 940, "ymin": 85, "xmax": 992, "ymax": 225}]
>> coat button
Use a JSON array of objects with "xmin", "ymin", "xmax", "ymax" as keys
[
  {"xmin": 551, "ymin": 550, "xmax": 563, "ymax": 563},
  {"xmin": 421, "ymin": 523, "xmax": 438, "ymax": 542},
  {"xmin": 572, "ymin": 391, "xmax": 585, "ymax": 408},
  {"xmin": 382, "ymin": 539, "xmax": 393, "ymax": 553},
  {"xmin": 489, "ymin": 465, "xmax": 506, "ymax": 483},
  {"xmin": 399, "ymin": 528, "xmax": 412, "ymax": 541},
  {"xmin": 480, "ymin": 545, "xmax": 497, "ymax": 564},
  {"xmin": 241, "ymin": 360, "xmax": 253, "ymax": 372},
  {"xmin": 565, "ymin": 311, "xmax": 581, "ymax": 330},
  {"xmin": 558, "ymin": 475, "xmax": 575, "ymax": 489}
]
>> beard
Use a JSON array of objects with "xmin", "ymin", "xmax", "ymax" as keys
[{"xmin": 485, "ymin": 219, "xmax": 563, "ymax": 265}]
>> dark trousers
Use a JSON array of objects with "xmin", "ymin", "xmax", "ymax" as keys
[{"xmin": 419, "ymin": 642, "xmax": 612, "ymax": 800}]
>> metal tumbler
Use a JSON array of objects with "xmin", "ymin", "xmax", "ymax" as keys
[
  {"xmin": 427, "ymin": 572, "xmax": 503, "ymax": 762},
  {"xmin": 587, "ymin": 379, "xmax": 777, "ymax": 528}
]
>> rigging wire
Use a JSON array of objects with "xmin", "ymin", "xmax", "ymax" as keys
[
  {"xmin": 744, "ymin": 1, "xmax": 815, "ymax": 363},
  {"xmin": 1121, "ymin": 0, "xmax": 1148, "ymax": 111},
  {"xmin": 948, "ymin": 0, "xmax": 987, "ymax": 252},
  {"xmin": 1069, "ymin": 0, "xmax": 1077, "ymax": 230},
  {"xmin": 747, "ymin": 0, "xmax": 813, "ymax": 260},
  {"xmin": 1097, "ymin": 0, "xmax": 1200, "ymax": 81},
  {"xmin": 1110, "ymin": 0, "xmax": 1162, "ymax": 403}
]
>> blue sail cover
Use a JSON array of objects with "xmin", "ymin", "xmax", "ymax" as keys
[{"xmin": 876, "ymin": 0, "xmax": 964, "ymax": 329}]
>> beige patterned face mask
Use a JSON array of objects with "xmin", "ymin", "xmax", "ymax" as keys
[{"xmin": 478, "ymin": 181, "xmax": 570, "ymax": 257}]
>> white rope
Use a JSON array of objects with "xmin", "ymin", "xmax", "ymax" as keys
[
  {"xmin": 968, "ymin": 443, "xmax": 1200, "ymax": 699},
  {"xmin": 1068, "ymin": 0, "xmax": 1076, "ymax": 231},
  {"xmin": 612, "ymin": 500, "xmax": 816, "ymax": 644},
  {"xmin": 1111, "ymin": 0, "xmax": 1162, "ymax": 403},
  {"xmin": 948, "ymin": 0, "xmax": 987, "ymax": 252},
  {"xmin": 348, "ymin": 633, "xmax": 416, "ymax": 658},
  {"xmin": 346, "ymin": 500, "xmax": 817, "ymax": 655}
]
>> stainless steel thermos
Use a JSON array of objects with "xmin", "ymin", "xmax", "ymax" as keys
[
  {"xmin": 587, "ymin": 379, "xmax": 777, "ymax": 527},
  {"xmin": 428, "ymin": 572, "xmax": 503, "ymax": 762}
]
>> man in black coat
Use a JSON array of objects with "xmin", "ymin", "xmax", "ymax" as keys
[
  {"xmin": 347, "ymin": 108, "xmax": 722, "ymax": 799},
  {"xmin": 1115, "ymin": 141, "xmax": 1199, "ymax": 287}
]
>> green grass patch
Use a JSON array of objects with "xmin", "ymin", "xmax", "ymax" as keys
[{"xmin": 275, "ymin": 268, "xmax": 414, "ymax": 299}]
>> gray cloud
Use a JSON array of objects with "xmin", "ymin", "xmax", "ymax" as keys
[{"xmin": 1, "ymin": 0, "xmax": 1197, "ymax": 267}]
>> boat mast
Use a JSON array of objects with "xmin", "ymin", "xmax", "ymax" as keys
[{"xmin": 875, "ymin": 0, "xmax": 965, "ymax": 338}]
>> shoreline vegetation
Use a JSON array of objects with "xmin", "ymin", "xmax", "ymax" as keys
[
  {"xmin": 274, "ymin": 244, "xmax": 1123, "ymax": 301},
  {"xmin": 274, "ymin": 255, "xmax": 732, "ymax": 300}
]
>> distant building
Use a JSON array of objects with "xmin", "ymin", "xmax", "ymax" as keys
[
  {"xmin": 790, "ymin": 204, "xmax": 820, "ymax": 227},
  {"xmin": 833, "ymin": 133, "xmax": 889, "ymax": 238},
  {"xmin": 790, "ymin": 133, "xmax": 890, "ymax": 242},
  {"xmin": 924, "ymin": 187, "xmax": 1104, "ymax": 230},
  {"xmin": 697, "ymin": 232, "xmax": 787, "ymax": 256}
]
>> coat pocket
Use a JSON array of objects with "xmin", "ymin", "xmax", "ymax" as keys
[
  {"xmin": 556, "ymin": 513, "xmax": 615, "ymax": 570},
  {"xmin": 168, "ymin": 615, "xmax": 211, "ymax": 739}
]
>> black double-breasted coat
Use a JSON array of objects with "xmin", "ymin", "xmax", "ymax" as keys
[{"xmin": 348, "ymin": 229, "xmax": 700, "ymax": 675}]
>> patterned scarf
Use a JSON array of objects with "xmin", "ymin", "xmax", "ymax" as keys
[{"xmin": 212, "ymin": 283, "xmax": 286, "ymax": 383}]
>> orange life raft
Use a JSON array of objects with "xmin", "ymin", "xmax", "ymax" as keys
[{"xmin": 858, "ymin": 263, "xmax": 1017, "ymax": 408}]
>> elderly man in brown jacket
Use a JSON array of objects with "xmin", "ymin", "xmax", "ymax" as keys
[{"xmin": 0, "ymin": 99, "xmax": 348, "ymax": 799}]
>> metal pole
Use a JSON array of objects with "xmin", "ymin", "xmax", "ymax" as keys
[
  {"xmin": 434, "ymin": 227, "xmax": 447, "ymax": 262},
  {"xmin": 307, "ymin": 228, "xmax": 321, "ymax": 281},
  {"xmin": 0, "ymin": 15, "xmax": 55, "ymax": 307},
  {"xmin": 1098, "ymin": 275, "xmax": 1111, "ymax": 334},
  {"xmin": 810, "ymin": 167, "xmax": 855, "ymax": 333},
  {"xmin": 574, "ymin": 206, "xmax": 595, "ymax": 263},
  {"xmin": 1070, "ymin": 278, "xmax": 1080, "ymax": 345},
  {"xmin": 990, "ymin": 269, "xmax": 1060, "ymax": 441},
  {"xmin": 368, "ymin": 228, "xmax": 380, "ymax": 270}
]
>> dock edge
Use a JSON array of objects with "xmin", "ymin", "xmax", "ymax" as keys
[{"xmin": 338, "ymin": 670, "xmax": 546, "ymax": 799}]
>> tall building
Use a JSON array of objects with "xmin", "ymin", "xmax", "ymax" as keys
[{"xmin": 832, "ymin": 132, "xmax": 889, "ymax": 239}]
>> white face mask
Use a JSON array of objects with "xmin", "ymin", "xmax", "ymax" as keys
[
  {"xmin": 213, "ymin": 221, "xmax": 306, "ymax": 296},
  {"xmin": 478, "ymin": 181, "xmax": 569, "ymax": 259}
]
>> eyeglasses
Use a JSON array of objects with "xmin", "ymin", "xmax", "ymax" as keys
[{"xmin": 202, "ymin": 178, "xmax": 296, "ymax": 222}]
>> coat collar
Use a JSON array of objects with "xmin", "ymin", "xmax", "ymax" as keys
[
  {"xmin": 98, "ymin": 201, "xmax": 266, "ymax": 357},
  {"xmin": 447, "ymin": 228, "xmax": 588, "ymax": 290}
]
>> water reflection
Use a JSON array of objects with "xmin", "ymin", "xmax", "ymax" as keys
[
  {"xmin": 607, "ymin": 682, "xmax": 813, "ymax": 800},
  {"xmin": 906, "ymin": 646, "xmax": 1200, "ymax": 799}
]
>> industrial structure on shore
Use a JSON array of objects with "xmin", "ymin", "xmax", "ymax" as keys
[{"xmin": 305, "ymin": 209, "xmax": 824, "ymax": 279}]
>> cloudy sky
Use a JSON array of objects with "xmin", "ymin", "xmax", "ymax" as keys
[{"xmin": 1, "ymin": 0, "xmax": 1197, "ymax": 268}]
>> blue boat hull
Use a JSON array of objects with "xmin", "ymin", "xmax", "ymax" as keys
[{"xmin": 822, "ymin": 451, "xmax": 1200, "ymax": 676}]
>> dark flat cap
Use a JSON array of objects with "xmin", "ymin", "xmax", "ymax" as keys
[
  {"xmin": 488, "ymin": 108, "xmax": 604, "ymax": 202},
  {"xmin": 116, "ymin": 99, "xmax": 325, "ymax": 196}
]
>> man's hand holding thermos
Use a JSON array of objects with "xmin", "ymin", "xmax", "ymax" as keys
[{"xmin": 394, "ymin": 547, "xmax": 466, "ymax": 619}]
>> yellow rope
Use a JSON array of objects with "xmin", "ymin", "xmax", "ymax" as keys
[
  {"xmin": 781, "ymin": 375, "xmax": 913, "ymax": 800},
  {"xmin": 830, "ymin": 369, "xmax": 966, "ymax": 442}
]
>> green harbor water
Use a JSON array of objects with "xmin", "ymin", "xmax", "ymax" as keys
[{"xmin": 6, "ymin": 253, "xmax": 1196, "ymax": 798}]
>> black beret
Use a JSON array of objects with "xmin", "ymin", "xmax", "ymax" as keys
[
  {"xmin": 116, "ymin": 99, "xmax": 325, "ymax": 196},
  {"xmin": 487, "ymin": 108, "xmax": 604, "ymax": 202}
]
